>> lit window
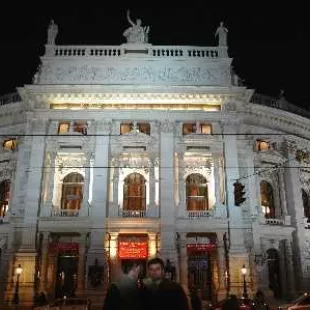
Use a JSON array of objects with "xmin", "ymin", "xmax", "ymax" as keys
[
  {"xmin": 256, "ymin": 140, "xmax": 270, "ymax": 151},
  {"xmin": 183, "ymin": 123, "xmax": 196, "ymax": 135},
  {"xmin": 200, "ymin": 124, "xmax": 212, "ymax": 134},
  {"xmin": 58, "ymin": 122, "xmax": 70, "ymax": 134},
  {"xmin": 3, "ymin": 139, "xmax": 17, "ymax": 151},
  {"xmin": 120, "ymin": 123, "xmax": 133, "ymax": 135},
  {"xmin": 137, "ymin": 123, "xmax": 150, "ymax": 135},
  {"xmin": 73, "ymin": 122, "xmax": 87, "ymax": 135}
]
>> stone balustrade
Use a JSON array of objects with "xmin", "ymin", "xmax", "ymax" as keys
[
  {"xmin": 51, "ymin": 45, "xmax": 228, "ymax": 59},
  {"xmin": 265, "ymin": 218, "xmax": 284, "ymax": 225},
  {"xmin": 187, "ymin": 209, "xmax": 214, "ymax": 218},
  {"xmin": 0, "ymin": 92, "xmax": 21, "ymax": 107},
  {"xmin": 251, "ymin": 93, "xmax": 310, "ymax": 119}
]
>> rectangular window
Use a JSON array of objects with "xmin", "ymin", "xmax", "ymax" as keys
[
  {"xmin": 256, "ymin": 140, "xmax": 270, "ymax": 151},
  {"xmin": 183, "ymin": 123, "xmax": 196, "ymax": 135},
  {"xmin": 73, "ymin": 121, "xmax": 87, "ymax": 134},
  {"xmin": 200, "ymin": 124, "xmax": 212, "ymax": 134},
  {"xmin": 58, "ymin": 122, "xmax": 70, "ymax": 134},
  {"xmin": 137, "ymin": 123, "xmax": 150, "ymax": 135},
  {"xmin": 3, "ymin": 139, "xmax": 17, "ymax": 151},
  {"xmin": 120, "ymin": 123, "xmax": 133, "ymax": 135}
]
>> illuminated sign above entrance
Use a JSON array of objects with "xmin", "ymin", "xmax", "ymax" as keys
[
  {"xmin": 118, "ymin": 241, "xmax": 148, "ymax": 259},
  {"xmin": 187, "ymin": 243, "xmax": 216, "ymax": 254}
]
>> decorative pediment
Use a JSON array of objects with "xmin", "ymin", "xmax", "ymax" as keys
[
  {"xmin": 255, "ymin": 149, "xmax": 286, "ymax": 165},
  {"xmin": 117, "ymin": 130, "xmax": 156, "ymax": 147}
]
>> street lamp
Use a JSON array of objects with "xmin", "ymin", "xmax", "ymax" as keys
[
  {"xmin": 12, "ymin": 264, "xmax": 22, "ymax": 305},
  {"xmin": 241, "ymin": 264, "xmax": 248, "ymax": 298}
]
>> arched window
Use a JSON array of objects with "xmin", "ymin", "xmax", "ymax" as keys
[
  {"xmin": 302, "ymin": 189, "xmax": 310, "ymax": 222},
  {"xmin": 260, "ymin": 181, "xmax": 275, "ymax": 219},
  {"xmin": 186, "ymin": 174, "xmax": 208, "ymax": 211},
  {"xmin": 123, "ymin": 173, "xmax": 146, "ymax": 211},
  {"xmin": 61, "ymin": 173, "xmax": 84, "ymax": 211},
  {"xmin": 0, "ymin": 180, "xmax": 10, "ymax": 217}
]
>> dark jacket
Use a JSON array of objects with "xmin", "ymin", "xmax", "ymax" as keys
[
  {"xmin": 144, "ymin": 278, "xmax": 190, "ymax": 310},
  {"xmin": 103, "ymin": 275, "xmax": 143, "ymax": 310}
]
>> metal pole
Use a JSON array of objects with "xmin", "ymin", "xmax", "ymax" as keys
[
  {"xmin": 12, "ymin": 273, "xmax": 20, "ymax": 305},
  {"xmin": 243, "ymin": 274, "xmax": 248, "ymax": 298}
]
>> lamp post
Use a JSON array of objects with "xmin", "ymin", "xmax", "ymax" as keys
[
  {"xmin": 241, "ymin": 264, "xmax": 248, "ymax": 298},
  {"xmin": 12, "ymin": 264, "xmax": 22, "ymax": 305}
]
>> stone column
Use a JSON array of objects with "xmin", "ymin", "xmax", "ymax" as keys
[
  {"xmin": 214, "ymin": 156, "xmax": 221, "ymax": 206},
  {"xmin": 284, "ymin": 239, "xmax": 295, "ymax": 298},
  {"xmin": 91, "ymin": 120, "xmax": 111, "ymax": 218},
  {"xmin": 148, "ymin": 233, "xmax": 157, "ymax": 258},
  {"xmin": 77, "ymin": 234, "xmax": 86, "ymax": 291},
  {"xmin": 42, "ymin": 150, "xmax": 57, "ymax": 216},
  {"xmin": 112, "ymin": 160, "xmax": 120, "ymax": 217},
  {"xmin": 160, "ymin": 120, "xmax": 176, "ymax": 261},
  {"xmin": 217, "ymin": 233, "xmax": 227, "ymax": 300},
  {"xmin": 283, "ymin": 144, "xmax": 306, "ymax": 291},
  {"xmin": 81, "ymin": 152, "xmax": 92, "ymax": 216},
  {"xmin": 221, "ymin": 123, "xmax": 246, "ymax": 253},
  {"xmin": 178, "ymin": 153, "xmax": 186, "ymax": 217},
  {"xmin": 39, "ymin": 232, "xmax": 49, "ymax": 292},
  {"xmin": 179, "ymin": 233, "xmax": 189, "ymax": 295},
  {"xmin": 109, "ymin": 233, "xmax": 119, "ymax": 281},
  {"xmin": 148, "ymin": 157, "xmax": 156, "ymax": 212}
]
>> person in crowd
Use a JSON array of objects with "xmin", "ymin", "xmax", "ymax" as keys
[
  {"xmin": 103, "ymin": 260, "xmax": 143, "ymax": 310},
  {"xmin": 143, "ymin": 257, "xmax": 190, "ymax": 310}
]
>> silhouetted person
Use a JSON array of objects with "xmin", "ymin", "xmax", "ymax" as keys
[
  {"xmin": 223, "ymin": 294, "xmax": 239, "ymax": 310},
  {"xmin": 143, "ymin": 257, "xmax": 189, "ymax": 310},
  {"xmin": 103, "ymin": 261, "xmax": 142, "ymax": 310}
]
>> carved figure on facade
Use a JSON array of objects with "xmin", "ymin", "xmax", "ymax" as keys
[
  {"xmin": 47, "ymin": 19, "xmax": 58, "ymax": 45},
  {"xmin": 161, "ymin": 119, "xmax": 174, "ymax": 133},
  {"xmin": 123, "ymin": 10, "xmax": 150, "ymax": 44},
  {"xmin": 215, "ymin": 21, "xmax": 228, "ymax": 46}
]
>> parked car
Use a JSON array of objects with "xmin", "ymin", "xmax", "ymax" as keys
[
  {"xmin": 34, "ymin": 297, "xmax": 91, "ymax": 310},
  {"xmin": 278, "ymin": 292, "xmax": 310, "ymax": 310}
]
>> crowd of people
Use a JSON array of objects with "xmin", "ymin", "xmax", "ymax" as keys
[{"xmin": 103, "ymin": 257, "xmax": 189, "ymax": 310}]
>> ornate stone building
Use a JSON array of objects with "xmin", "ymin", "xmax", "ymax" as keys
[{"xmin": 0, "ymin": 20, "xmax": 310, "ymax": 308}]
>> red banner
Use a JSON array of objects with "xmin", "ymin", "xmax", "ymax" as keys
[
  {"xmin": 118, "ymin": 241, "xmax": 148, "ymax": 259},
  {"xmin": 187, "ymin": 243, "xmax": 216, "ymax": 254}
]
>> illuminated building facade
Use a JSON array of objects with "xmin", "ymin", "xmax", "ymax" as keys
[{"xmin": 0, "ymin": 23, "xmax": 310, "ymax": 308}]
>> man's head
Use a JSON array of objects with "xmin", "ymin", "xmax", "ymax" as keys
[
  {"xmin": 136, "ymin": 19, "xmax": 142, "ymax": 26},
  {"xmin": 147, "ymin": 257, "xmax": 165, "ymax": 281},
  {"xmin": 123, "ymin": 261, "xmax": 141, "ymax": 281}
]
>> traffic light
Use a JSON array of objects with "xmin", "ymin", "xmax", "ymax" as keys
[{"xmin": 233, "ymin": 181, "xmax": 246, "ymax": 206}]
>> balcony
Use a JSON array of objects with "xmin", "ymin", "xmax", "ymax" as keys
[
  {"xmin": 187, "ymin": 210, "xmax": 214, "ymax": 218},
  {"xmin": 40, "ymin": 202, "xmax": 90, "ymax": 218},
  {"xmin": 108, "ymin": 203, "xmax": 159, "ymax": 218}
]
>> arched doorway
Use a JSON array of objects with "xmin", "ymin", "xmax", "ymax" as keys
[
  {"xmin": 186, "ymin": 174, "xmax": 208, "ymax": 211},
  {"xmin": 267, "ymin": 249, "xmax": 281, "ymax": 298},
  {"xmin": 61, "ymin": 173, "xmax": 84, "ymax": 216},
  {"xmin": 123, "ymin": 173, "xmax": 146, "ymax": 211}
]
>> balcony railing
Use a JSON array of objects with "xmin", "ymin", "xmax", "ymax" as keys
[
  {"xmin": 265, "ymin": 218, "xmax": 284, "ymax": 225},
  {"xmin": 121, "ymin": 209, "xmax": 146, "ymax": 218},
  {"xmin": 187, "ymin": 210, "xmax": 213, "ymax": 218}
]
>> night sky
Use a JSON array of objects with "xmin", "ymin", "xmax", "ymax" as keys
[{"xmin": 0, "ymin": 3, "xmax": 308, "ymax": 108}]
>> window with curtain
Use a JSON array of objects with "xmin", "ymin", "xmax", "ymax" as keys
[
  {"xmin": 61, "ymin": 173, "xmax": 84, "ymax": 211},
  {"xmin": 123, "ymin": 173, "xmax": 146, "ymax": 211},
  {"xmin": 0, "ymin": 180, "xmax": 10, "ymax": 217},
  {"xmin": 302, "ymin": 189, "xmax": 310, "ymax": 222},
  {"xmin": 260, "ymin": 181, "xmax": 275, "ymax": 218},
  {"xmin": 186, "ymin": 174, "xmax": 208, "ymax": 210}
]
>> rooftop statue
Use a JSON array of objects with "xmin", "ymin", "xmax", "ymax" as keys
[
  {"xmin": 47, "ymin": 19, "xmax": 58, "ymax": 45},
  {"xmin": 123, "ymin": 10, "xmax": 150, "ymax": 44},
  {"xmin": 215, "ymin": 21, "xmax": 228, "ymax": 46}
]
